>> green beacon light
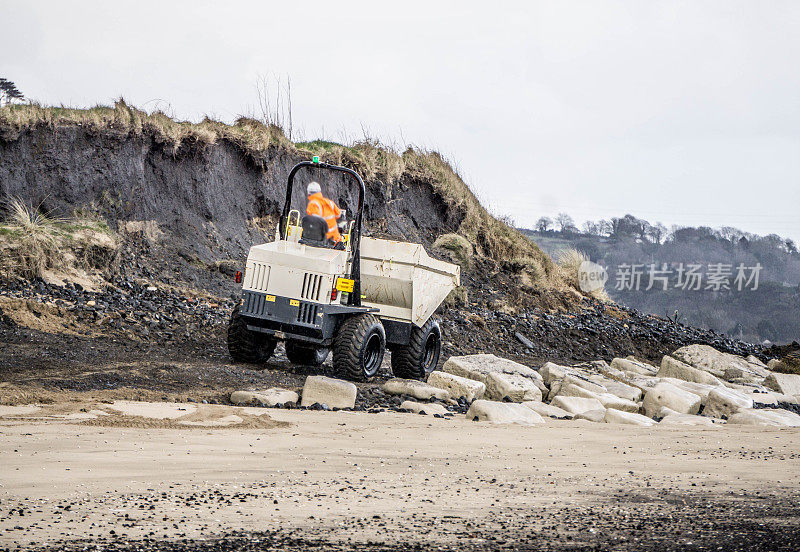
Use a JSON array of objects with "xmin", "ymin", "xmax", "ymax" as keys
[{"xmin": 312, "ymin": 155, "xmax": 320, "ymax": 164}]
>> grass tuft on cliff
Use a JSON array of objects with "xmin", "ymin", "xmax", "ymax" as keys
[{"xmin": 0, "ymin": 101, "xmax": 574, "ymax": 295}]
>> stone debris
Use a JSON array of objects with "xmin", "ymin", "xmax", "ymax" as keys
[
  {"xmin": 427, "ymin": 371, "xmax": 486, "ymax": 402},
  {"xmin": 522, "ymin": 401, "xmax": 573, "ymax": 419},
  {"xmin": 300, "ymin": 376, "xmax": 357, "ymax": 409},
  {"xmin": 658, "ymin": 355, "xmax": 721, "ymax": 386},
  {"xmin": 642, "ymin": 382, "xmax": 701, "ymax": 417},
  {"xmin": 550, "ymin": 396, "xmax": 605, "ymax": 416},
  {"xmin": 399, "ymin": 400, "xmax": 448, "ymax": 416},
  {"xmin": 604, "ymin": 409, "xmax": 656, "ymax": 426},
  {"xmin": 230, "ymin": 388, "xmax": 299, "ymax": 407},
  {"xmin": 466, "ymin": 400, "xmax": 545, "ymax": 425},
  {"xmin": 382, "ymin": 378, "xmax": 450, "ymax": 401}
]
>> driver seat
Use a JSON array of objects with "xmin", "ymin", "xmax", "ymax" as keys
[{"xmin": 299, "ymin": 214, "xmax": 329, "ymax": 248}]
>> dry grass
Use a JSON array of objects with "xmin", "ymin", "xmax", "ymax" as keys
[
  {"xmin": 0, "ymin": 101, "xmax": 292, "ymax": 158},
  {"xmin": 0, "ymin": 198, "xmax": 116, "ymax": 279},
  {"xmin": 557, "ymin": 248, "xmax": 609, "ymax": 301},
  {"xmin": 0, "ymin": 101, "xmax": 576, "ymax": 293}
]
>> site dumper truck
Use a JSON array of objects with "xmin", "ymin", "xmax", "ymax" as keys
[{"xmin": 227, "ymin": 159, "xmax": 460, "ymax": 381}]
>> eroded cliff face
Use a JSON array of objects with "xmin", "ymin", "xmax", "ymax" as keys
[{"xmin": 0, "ymin": 125, "xmax": 463, "ymax": 279}]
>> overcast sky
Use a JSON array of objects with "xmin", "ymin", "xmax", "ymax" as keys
[{"xmin": 3, "ymin": 1, "xmax": 798, "ymax": 241}]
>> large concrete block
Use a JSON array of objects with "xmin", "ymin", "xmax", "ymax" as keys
[
  {"xmin": 657, "ymin": 407, "xmax": 717, "ymax": 426},
  {"xmin": 727, "ymin": 408, "xmax": 800, "ymax": 427},
  {"xmin": 703, "ymin": 387, "xmax": 753, "ymax": 419},
  {"xmin": 383, "ymin": 378, "xmax": 450, "ymax": 401},
  {"xmin": 522, "ymin": 401, "xmax": 573, "ymax": 419},
  {"xmin": 550, "ymin": 396, "xmax": 605, "ymax": 416},
  {"xmin": 658, "ymin": 356, "xmax": 721, "ymax": 386},
  {"xmin": 599, "ymin": 379, "xmax": 643, "ymax": 402},
  {"xmin": 300, "ymin": 376, "xmax": 357, "ymax": 409},
  {"xmin": 539, "ymin": 362, "xmax": 573, "ymax": 386},
  {"xmin": 574, "ymin": 409, "xmax": 606, "ymax": 423},
  {"xmin": 466, "ymin": 400, "xmax": 545, "ymax": 425},
  {"xmin": 642, "ymin": 382, "xmax": 701, "ymax": 417},
  {"xmin": 763, "ymin": 372, "xmax": 800, "ymax": 396},
  {"xmin": 604, "ymin": 409, "xmax": 656, "ymax": 426},
  {"xmin": 427, "ymin": 371, "xmax": 485, "ymax": 402},
  {"xmin": 230, "ymin": 388, "xmax": 299, "ymax": 407},
  {"xmin": 672, "ymin": 344, "xmax": 771, "ymax": 379},
  {"xmin": 442, "ymin": 354, "xmax": 546, "ymax": 399},
  {"xmin": 610, "ymin": 357, "xmax": 658, "ymax": 376},
  {"xmin": 556, "ymin": 383, "xmax": 639, "ymax": 413},
  {"xmin": 562, "ymin": 374, "xmax": 607, "ymax": 394},
  {"xmin": 658, "ymin": 377, "xmax": 718, "ymax": 404}
]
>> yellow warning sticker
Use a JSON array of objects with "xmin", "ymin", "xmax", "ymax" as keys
[
  {"xmin": 336, "ymin": 278, "xmax": 355, "ymax": 293},
  {"xmin": 289, "ymin": 299, "xmax": 300, "ymax": 307},
  {"xmin": 265, "ymin": 295, "xmax": 276, "ymax": 302}
]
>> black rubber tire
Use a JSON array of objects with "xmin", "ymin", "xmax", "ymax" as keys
[
  {"xmin": 332, "ymin": 314, "xmax": 386, "ymax": 381},
  {"xmin": 390, "ymin": 318, "xmax": 442, "ymax": 380},
  {"xmin": 227, "ymin": 306, "xmax": 277, "ymax": 364},
  {"xmin": 285, "ymin": 341, "xmax": 330, "ymax": 367}
]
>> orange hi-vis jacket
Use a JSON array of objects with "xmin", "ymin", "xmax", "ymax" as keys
[{"xmin": 306, "ymin": 192, "xmax": 342, "ymax": 242}]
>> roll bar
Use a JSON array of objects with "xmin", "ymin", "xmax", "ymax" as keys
[{"xmin": 280, "ymin": 160, "xmax": 366, "ymax": 306}]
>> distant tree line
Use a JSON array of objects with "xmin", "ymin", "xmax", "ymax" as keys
[
  {"xmin": 533, "ymin": 212, "xmax": 797, "ymax": 254},
  {"xmin": 0, "ymin": 78, "xmax": 25, "ymax": 107}
]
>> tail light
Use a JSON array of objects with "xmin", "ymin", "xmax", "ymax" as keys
[
  {"xmin": 330, "ymin": 288, "xmax": 338, "ymax": 301},
  {"xmin": 234, "ymin": 270, "xmax": 242, "ymax": 284}
]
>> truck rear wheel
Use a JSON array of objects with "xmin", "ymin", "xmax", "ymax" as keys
[
  {"xmin": 390, "ymin": 318, "xmax": 441, "ymax": 380},
  {"xmin": 333, "ymin": 314, "xmax": 386, "ymax": 381},
  {"xmin": 227, "ymin": 306, "xmax": 277, "ymax": 364},
  {"xmin": 285, "ymin": 341, "xmax": 330, "ymax": 367}
]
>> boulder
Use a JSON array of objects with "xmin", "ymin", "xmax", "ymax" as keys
[
  {"xmin": 383, "ymin": 378, "xmax": 450, "ymax": 401},
  {"xmin": 658, "ymin": 378, "xmax": 719, "ymax": 404},
  {"xmin": 399, "ymin": 400, "xmax": 448, "ymax": 416},
  {"xmin": 597, "ymin": 379, "xmax": 642, "ymax": 402},
  {"xmin": 604, "ymin": 409, "xmax": 656, "ymax": 426},
  {"xmin": 556, "ymin": 383, "xmax": 639, "ymax": 413},
  {"xmin": 672, "ymin": 344, "xmax": 769, "ymax": 379},
  {"xmin": 466, "ymin": 400, "xmax": 545, "ymax": 425},
  {"xmin": 427, "ymin": 371, "xmax": 486, "ymax": 402},
  {"xmin": 703, "ymin": 387, "xmax": 753, "ymax": 419},
  {"xmin": 767, "ymin": 359, "xmax": 782, "ymax": 370},
  {"xmin": 763, "ymin": 372, "xmax": 800, "ymax": 396},
  {"xmin": 539, "ymin": 362, "xmax": 573, "ymax": 386},
  {"xmin": 746, "ymin": 355, "xmax": 768, "ymax": 368},
  {"xmin": 550, "ymin": 396, "xmax": 605, "ymax": 416},
  {"xmin": 642, "ymin": 382, "xmax": 701, "ymax": 417},
  {"xmin": 658, "ymin": 408, "xmax": 717, "ymax": 426},
  {"xmin": 562, "ymin": 374, "xmax": 607, "ymax": 395},
  {"xmin": 611, "ymin": 357, "xmax": 658, "ymax": 376},
  {"xmin": 574, "ymin": 409, "xmax": 606, "ymax": 423},
  {"xmin": 441, "ymin": 354, "xmax": 546, "ymax": 399},
  {"xmin": 658, "ymin": 356, "xmax": 721, "ymax": 386},
  {"xmin": 485, "ymin": 372, "xmax": 543, "ymax": 402},
  {"xmin": 230, "ymin": 388, "xmax": 299, "ymax": 407},
  {"xmin": 727, "ymin": 408, "xmax": 800, "ymax": 427},
  {"xmin": 522, "ymin": 401, "xmax": 573, "ymax": 419},
  {"xmin": 300, "ymin": 376, "xmax": 357, "ymax": 409}
]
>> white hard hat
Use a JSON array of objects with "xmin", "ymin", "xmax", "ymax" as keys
[{"xmin": 307, "ymin": 181, "xmax": 321, "ymax": 195}]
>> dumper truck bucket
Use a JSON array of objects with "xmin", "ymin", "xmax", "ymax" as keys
[{"xmin": 359, "ymin": 237, "xmax": 460, "ymax": 327}]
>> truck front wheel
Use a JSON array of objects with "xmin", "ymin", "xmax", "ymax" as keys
[
  {"xmin": 390, "ymin": 318, "xmax": 441, "ymax": 380},
  {"xmin": 227, "ymin": 306, "xmax": 277, "ymax": 364},
  {"xmin": 333, "ymin": 314, "xmax": 386, "ymax": 381}
]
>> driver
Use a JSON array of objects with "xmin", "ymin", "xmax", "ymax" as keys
[{"xmin": 306, "ymin": 181, "xmax": 345, "ymax": 246}]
